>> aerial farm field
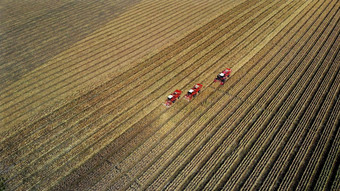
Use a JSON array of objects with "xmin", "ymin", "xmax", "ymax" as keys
[{"xmin": 0, "ymin": 0, "xmax": 339, "ymax": 190}]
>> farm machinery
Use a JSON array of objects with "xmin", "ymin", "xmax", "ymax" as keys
[
  {"xmin": 164, "ymin": 89, "xmax": 182, "ymax": 107},
  {"xmin": 214, "ymin": 68, "xmax": 231, "ymax": 85},
  {"xmin": 184, "ymin": 84, "xmax": 203, "ymax": 101}
]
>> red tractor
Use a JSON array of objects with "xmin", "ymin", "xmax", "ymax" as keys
[
  {"xmin": 184, "ymin": 84, "xmax": 203, "ymax": 101},
  {"xmin": 214, "ymin": 68, "xmax": 231, "ymax": 85},
  {"xmin": 164, "ymin": 89, "xmax": 182, "ymax": 107}
]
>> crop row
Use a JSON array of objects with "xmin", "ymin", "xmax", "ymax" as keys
[
  {"xmin": 255, "ymin": 10, "xmax": 340, "ymax": 191},
  {"xmin": 198, "ymin": 1, "xmax": 334, "ymax": 189},
  {"xmin": 309, "ymin": 85, "xmax": 340, "ymax": 190},
  {"xmin": 233, "ymin": 2, "xmax": 339, "ymax": 190},
  {"xmin": 277, "ymin": 28, "xmax": 340, "ymax": 190}
]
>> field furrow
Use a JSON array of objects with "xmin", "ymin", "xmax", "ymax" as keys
[
  {"xmin": 295, "ymin": 52, "xmax": 340, "ymax": 190},
  {"xmin": 258, "ymin": 13, "xmax": 340, "ymax": 191}
]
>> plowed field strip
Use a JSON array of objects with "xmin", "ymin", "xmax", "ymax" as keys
[
  {"xmin": 0, "ymin": 2, "xmax": 78, "ymax": 37},
  {"xmin": 140, "ymin": 1, "xmax": 306, "ymax": 190},
  {"xmin": 281, "ymin": 38, "xmax": 340, "ymax": 190},
  {"xmin": 292, "ymin": 51, "xmax": 340, "ymax": 190},
  {"xmin": 302, "ymin": 79, "xmax": 340, "ymax": 190},
  {"xmin": 227, "ymin": 5, "xmax": 339, "ymax": 190},
  {"xmin": 0, "ymin": 0, "xmax": 153, "ymax": 50},
  {"xmin": 198, "ymin": 0, "xmax": 336, "ymax": 189},
  {"xmin": 0, "ymin": 1, "xmax": 72, "ymax": 31},
  {"xmin": 0, "ymin": 0, "xmax": 169, "ymax": 88},
  {"xmin": 5, "ymin": 0, "xmax": 260, "ymax": 188},
  {"xmin": 0, "ymin": 0, "xmax": 215, "ymax": 124},
  {"xmin": 256, "ymin": 12, "xmax": 340, "ymax": 191},
  {"xmin": 313, "ymin": 93, "xmax": 340, "ymax": 190}
]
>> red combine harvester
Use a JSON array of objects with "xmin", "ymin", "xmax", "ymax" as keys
[
  {"xmin": 214, "ymin": 68, "xmax": 231, "ymax": 85},
  {"xmin": 184, "ymin": 84, "xmax": 203, "ymax": 101},
  {"xmin": 164, "ymin": 89, "xmax": 182, "ymax": 107}
]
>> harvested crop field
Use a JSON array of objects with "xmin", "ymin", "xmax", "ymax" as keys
[{"xmin": 1, "ymin": 0, "xmax": 339, "ymax": 190}]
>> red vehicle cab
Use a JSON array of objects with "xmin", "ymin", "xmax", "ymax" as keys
[
  {"xmin": 184, "ymin": 84, "xmax": 203, "ymax": 101},
  {"xmin": 214, "ymin": 68, "xmax": 231, "ymax": 85},
  {"xmin": 164, "ymin": 89, "xmax": 182, "ymax": 107}
]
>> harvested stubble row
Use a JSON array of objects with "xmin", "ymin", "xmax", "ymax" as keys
[
  {"xmin": 244, "ymin": 2, "xmax": 338, "ymax": 190},
  {"xmin": 2, "ymin": 0, "xmax": 339, "ymax": 190},
  {"xmin": 0, "ymin": 0, "xmax": 215, "ymax": 165},
  {"xmin": 121, "ymin": 1, "xmax": 306, "ymax": 191},
  {"xmin": 237, "ymin": 18, "xmax": 339, "ymax": 191},
  {"xmin": 0, "ymin": 0, "xmax": 227, "ymax": 130},
  {"xmin": 228, "ymin": 1, "xmax": 339, "ymax": 190},
  {"xmin": 279, "ymin": 35, "xmax": 340, "ymax": 190},
  {"xmin": 309, "ymin": 89, "xmax": 340, "ymax": 190},
  {"xmin": 256, "ymin": 9, "xmax": 338, "ymax": 191}
]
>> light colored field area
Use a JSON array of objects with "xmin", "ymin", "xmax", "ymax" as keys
[{"xmin": 0, "ymin": 0, "xmax": 339, "ymax": 190}]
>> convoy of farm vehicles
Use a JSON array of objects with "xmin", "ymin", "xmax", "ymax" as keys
[{"xmin": 164, "ymin": 68, "xmax": 231, "ymax": 107}]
